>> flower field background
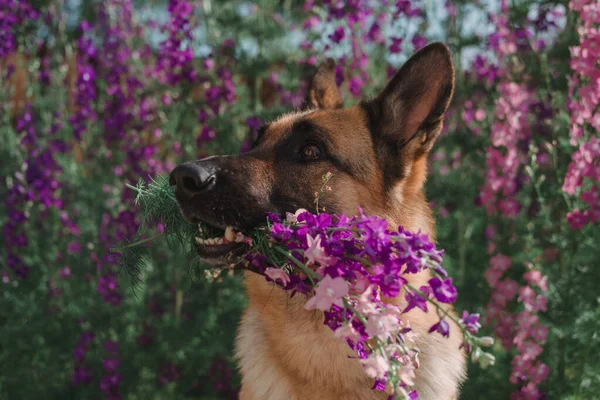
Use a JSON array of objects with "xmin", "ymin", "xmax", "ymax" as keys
[{"xmin": 1, "ymin": 0, "xmax": 599, "ymax": 399}]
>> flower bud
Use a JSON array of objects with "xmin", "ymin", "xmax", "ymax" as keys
[
  {"xmin": 471, "ymin": 347, "xmax": 481, "ymax": 363},
  {"xmin": 478, "ymin": 336, "xmax": 495, "ymax": 347},
  {"xmin": 479, "ymin": 352, "xmax": 496, "ymax": 369}
]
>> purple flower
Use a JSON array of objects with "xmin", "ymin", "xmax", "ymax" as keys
[
  {"xmin": 100, "ymin": 373, "xmax": 122, "ymax": 396},
  {"xmin": 428, "ymin": 277, "xmax": 458, "ymax": 303},
  {"xmin": 428, "ymin": 318, "xmax": 450, "ymax": 337},
  {"xmin": 370, "ymin": 267, "xmax": 407, "ymax": 298},
  {"xmin": 328, "ymin": 26, "xmax": 346, "ymax": 43},
  {"xmin": 395, "ymin": 0, "xmax": 421, "ymax": 17},
  {"xmin": 403, "ymin": 290, "xmax": 428, "ymax": 313},
  {"xmin": 367, "ymin": 22, "xmax": 382, "ymax": 43},
  {"xmin": 334, "ymin": 66, "xmax": 344, "ymax": 87},
  {"xmin": 266, "ymin": 212, "xmax": 282, "ymax": 223},
  {"xmin": 348, "ymin": 76, "xmax": 363, "ymax": 97},
  {"xmin": 67, "ymin": 240, "xmax": 82, "ymax": 254},
  {"xmin": 271, "ymin": 223, "xmax": 293, "ymax": 241},
  {"xmin": 197, "ymin": 126, "xmax": 216, "ymax": 146},
  {"xmin": 155, "ymin": 0, "xmax": 197, "ymax": 85},
  {"xmin": 98, "ymin": 272, "xmax": 123, "ymax": 306},
  {"xmin": 389, "ymin": 37, "xmax": 403, "ymax": 54},
  {"xmin": 459, "ymin": 311, "xmax": 481, "ymax": 334},
  {"xmin": 72, "ymin": 367, "xmax": 93, "ymax": 385},
  {"xmin": 102, "ymin": 358, "xmax": 120, "ymax": 372},
  {"xmin": 412, "ymin": 35, "xmax": 428, "ymax": 51}
]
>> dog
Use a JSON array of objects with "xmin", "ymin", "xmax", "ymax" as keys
[{"xmin": 170, "ymin": 42, "xmax": 466, "ymax": 400}]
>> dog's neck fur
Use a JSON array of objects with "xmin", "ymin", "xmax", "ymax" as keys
[
  {"xmin": 235, "ymin": 166, "xmax": 465, "ymax": 400},
  {"xmin": 385, "ymin": 157, "xmax": 435, "ymax": 238}
]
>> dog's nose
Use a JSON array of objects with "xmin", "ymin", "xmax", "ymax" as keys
[{"xmin": 169, "ymin": 162, "xmax": 216, "ymax": 197}]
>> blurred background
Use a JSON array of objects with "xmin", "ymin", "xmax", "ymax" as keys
[{"xmin": 1, "ymin": 0, "xmax": 599, "ymax": 399}]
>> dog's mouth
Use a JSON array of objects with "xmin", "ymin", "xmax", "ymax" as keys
[{"xmin": 192, "ymin": 220, "xmax": 251, "ymax": 265}]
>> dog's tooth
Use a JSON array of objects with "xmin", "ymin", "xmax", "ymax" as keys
[
  {"xmin": 195, "ymin": 237, "xmax": 205, "ymax": 245},
  {"xmin": 216, "ymin": 238, "xmax": 224, "ymax": 245},
  {"xmin": 224, "ymin": 226, "xmax": 235, "ymax": 242},
  {"xmin": 207, "ymin": 238, "xmax": 216, "ymax": 245}
]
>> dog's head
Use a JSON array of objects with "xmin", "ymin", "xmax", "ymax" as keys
[{"xmin": 170, "ymin": 43, "xmax": 454, "ymax": 264}]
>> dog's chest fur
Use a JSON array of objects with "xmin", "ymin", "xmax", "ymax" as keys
[{"xmin": 235, "ymin": 272, "xmax": 466, "ymax": 400}]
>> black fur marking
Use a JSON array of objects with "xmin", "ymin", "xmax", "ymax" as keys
[{"xmin": 252, "ymin": 123, "xmax": 271, "ymax": 148}]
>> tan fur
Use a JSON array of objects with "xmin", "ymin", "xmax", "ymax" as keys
[{"xmin": 236, "ymin": 104, "xmax": 466, "ymax": 399}]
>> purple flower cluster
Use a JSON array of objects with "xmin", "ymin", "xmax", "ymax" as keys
[
  {"xmin": 98, "ymin": 271, "xmax": 123, "ymax": 306},
  {"xmin": 204, "ymin": 64, "xmax": 237, "ymax": 115},
  {"xmin": 155, "ymin": 0, "xmax": 198, "ymax": 85},
  {"xmin": 69, "ymin": 23, "xmax": 97, "ymax": 140},
  {"xmin": 100, "ymin": 340, "xmax": 122, "ymax": 399},
  {"xmin": 3, "ymin": 106, "xmax": 73, "ymax": 281},
  {"xmin": 196, "ymin": 51, "xmax": 238, "ymax": 148},
  {"xmin": 78, "ymin": 0, "xmax": 174, "ymax": 312},
  {"xmin": 0, "ymin": 0, "xmax": 39, "ymax": 58},
  {"xmin": 245, "ymin": 209, "xmax": 482, "ymax": 398},
  {"xmin": 98, "ymin": 1, "xmax": 143, "ymax": 145},
  {"xmin": 72, "ymin": 331, "xmax": 95, "ymax": 385}
]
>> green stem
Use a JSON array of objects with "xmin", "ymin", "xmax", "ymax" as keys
[
  {"xmin": 126, "ymin": 183, "xmax": 144, "ymax": 192},
  {"xmin": 273, "ymin": 247, "xmax": 320, "ymax": 286},
  {"xmin": 113, "ymin": 233, "xmax": 165, "ymax": 251}
]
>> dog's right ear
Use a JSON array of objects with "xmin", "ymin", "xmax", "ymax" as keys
[
  {"xmin": 366, "ymin": 42, "xmax": 455, "ymax": 157},
  {"xmin": 303, "ymin": 58, "xmax": 343, "ymax": 110}
]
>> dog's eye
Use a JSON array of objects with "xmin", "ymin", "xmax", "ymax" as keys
[{"xmin": 300, "ymin": 143, "xmax": 322, "ymax": 160}]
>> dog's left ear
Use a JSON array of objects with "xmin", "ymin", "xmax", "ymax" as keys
[
  {"xmin": 304, "ymin": 58, "xmax": 343, "ymax": 110},
  {"xmin": 367, "ymin": 42, "xmax": 455, "ymax": 157}
]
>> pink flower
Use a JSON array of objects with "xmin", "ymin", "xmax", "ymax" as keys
[
  {"xmin": 366, "ymin": 310, "xmax": 400, "ymax": 340},
  {"xmin": 264, "ymin": 267, "xmax": 291, "ymax": 286},
  {"xmin": 351, "ymin": 274, "xmax": 371, "ymax": 294},
  {"xmin": 523, "ymin": 271, "xmax": 548, "ymax": 291},
  {"xmin": 361, "ymin": 354, "xmax": 389, "ymax": 379},
  {"xmin": 490, "ymin": 254, "xmax": 511, "ymax": 272},
  {"xmin": 517, "ymin": 341, "xmax": 543, "ymax": 361},
  {"xmin": 355, "ymin": 286, "xmax": 378, "ymax": 315},
  {"xmin": 567, "ymin": 209, "xmax": 589, "ymax": 230},
  {"xmin": 304, "ymin": 275, "xmax": 349, "ymax": 311},
  {"xmin": 398, "ymin": 366, "xmax": 416, "ymax": 386},
  {"xmin": 475, "ymin": 108, "xmax": 486, "ymax": 121},
  {"xmin": 333, "ymin": 323, "xmax": 361, "ymax": 342},
  {"xmin": 529, "ymin": 323, "xmax": 548, "ymax": 343},
  {"xmin": 286, "ymin": 208, "xmax": 308, "ymax": 224},
  {"xmin": 530, "ymin": 362, "xmax": 550, "ymax": 385},
  {"xmin": 304, "ymin": 233, "xmax": 335, "ymax": 267}
]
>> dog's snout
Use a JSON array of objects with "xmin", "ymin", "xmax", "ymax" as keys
[{"xmin": 169, "ymin": 162, "xmax": 216, "ymax": 197}]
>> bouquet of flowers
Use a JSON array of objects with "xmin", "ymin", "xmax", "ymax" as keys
[{"xmin": 116, "ymin": 176, "xmax": 495, "ymax": 399}]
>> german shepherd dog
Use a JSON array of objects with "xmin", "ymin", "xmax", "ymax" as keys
[{"xmin": 170, "ymin": 42, "xmax": 466, "ymax": 399}]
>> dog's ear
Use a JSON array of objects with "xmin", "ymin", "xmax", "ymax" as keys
[
  {"xmin": 367, "ymin": 42, "xmax": 454, "ymax": 157},
  {"xmin": 304, "ymin": 58, "xmax": 343, "ymax": 110}
]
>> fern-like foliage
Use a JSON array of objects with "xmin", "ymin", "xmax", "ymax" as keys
[{"xmin": 113, "ymin": 176, "xmax": 197, "ymax": 284}]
